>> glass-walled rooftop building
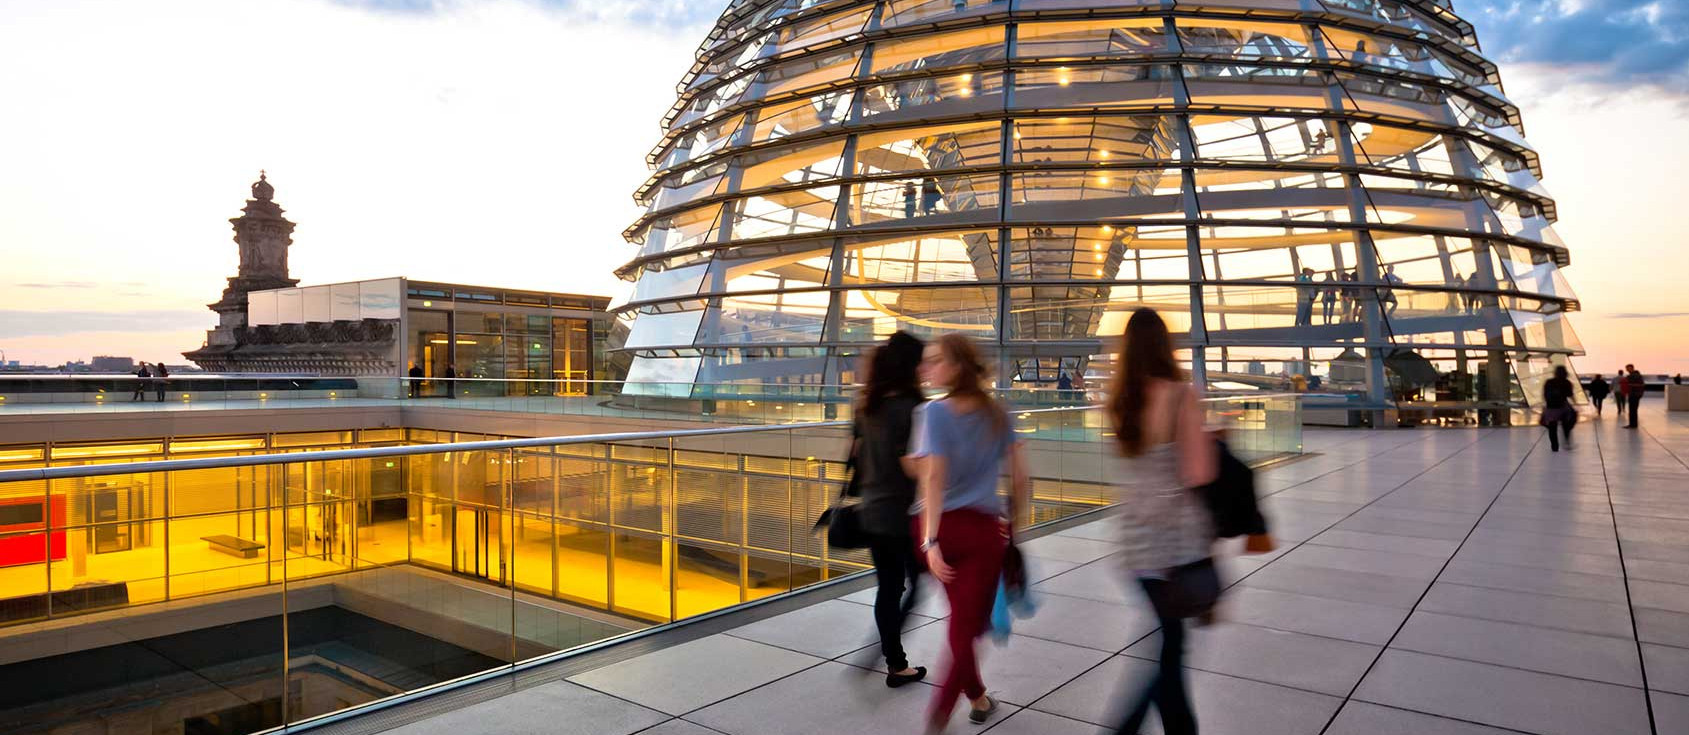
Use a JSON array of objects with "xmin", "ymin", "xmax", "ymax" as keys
[{"xmin": 612, "ymin": 0, "xmax": 1584, "ymax": 417}]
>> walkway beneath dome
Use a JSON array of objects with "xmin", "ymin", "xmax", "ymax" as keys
[{"xmin": 317, "ymin": 407, "xmax": 1689, "ymax": 735}]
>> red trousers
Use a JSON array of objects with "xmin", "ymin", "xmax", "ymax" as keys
[{"xmin": 924, "ymin": 509, "xmax": 1006, "ymax": 726}]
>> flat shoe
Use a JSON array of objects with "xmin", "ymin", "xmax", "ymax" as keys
[
  {"xmin": 886, "ymin": 666, "xmax": 927, "ymax": 688},
  {"xmin": 969, "ymin": 695, "xmax": 999, "ymax": 724}
]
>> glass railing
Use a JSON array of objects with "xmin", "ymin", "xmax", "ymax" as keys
[{"xmin": 0, "ymin": 397, "xmax": 1297, "ymax": 734}]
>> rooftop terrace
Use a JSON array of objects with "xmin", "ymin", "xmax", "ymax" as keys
[{"xmin": 305, "ymin": 405, "xmax": 1689, "ymax": 735}]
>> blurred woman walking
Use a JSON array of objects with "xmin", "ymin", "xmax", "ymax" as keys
[
  {"xmin": 913, "ymin": 334, "xmax": 1029, "ymax": 734},
  {"xmin": 854, "ymin": 331, "xmax": 929, "ymax": 688},
  {"xmin": 1106, "ymin": 309, "xmax": 1218, "ymax": 735}
]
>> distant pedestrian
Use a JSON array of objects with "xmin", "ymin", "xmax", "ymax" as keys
[
  {"xmin": 1624, "ymin": 364, "xmax": 1645, "ymax": 429},
  {"xmin": 854, "ymin": 332, "xmax": 928, "ymax": 689},
  {"xmin": 408, "ymin": 362, "xmax": 424, "ymax": 398},
  {"xmin": 445, "ymin": 364, "xmax": 458, "ymax": 399},
  {"xmin": 920, "ymin": 177, "xmax": 941, "ymax": 215},
  {"xmin": 1586, "ymin": 374, "xmax": 1609, "ymax": 417},
  {"xmin": 1057, "ymin": 369, "xmax": 1074, "ymax": 401},
  {"xmin": 1676, "ymin": 373, "xmax": 1683, "ymax": 386},
  {"xmin": 132, "ymin": 363, "xmax": 151, "ymax": 401},
  {"xmin": 903, "ymin": 181, "xmax": 918, "ymax": 219},
  {"xmin": 1105, "ymin": 309, "xmax": 1217, "ymax": 735},
  {"xmin": 1294, "ymin": 268, "xmax": 1315, "ymax": 326},
  {"xmin": 1615, "ymin": 366, "xmax": 1630, "ymax": 421},
  {"xmin": 1320, "ymin": 272, "xmax": 1339, "ymax": 323},
  {"xmin": 1540, "ymin": 366, "xmax": 1576, "ymax": 452},
  {"xmin": 913, "ymin": 334, "xmax": 1029, "ymax": 734},
  {"xmin": 153, "ymin": 362, "xmax": 169, "ymax": 401},
  {"xmin": 1382, "ymin": 264, "xmax": 1403, "ymax": 317}
]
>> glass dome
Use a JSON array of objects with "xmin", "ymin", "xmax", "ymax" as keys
[{"xmin": 613, "ymin": 0, "xmax": 1583, "ymax": 416}]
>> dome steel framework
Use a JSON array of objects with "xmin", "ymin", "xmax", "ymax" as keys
[{"xmin": 613, "ymin": 0, "xmax": 1583, "ymax": 415}]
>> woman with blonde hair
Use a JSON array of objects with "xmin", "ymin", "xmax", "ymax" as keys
[
  {"xmin": 1106, "ymin": 309, "xmax": 1217, "ymax": 735},
  {"xmin": 912, "ymin": 334, "xmax": 1029, "ymax": 733}
]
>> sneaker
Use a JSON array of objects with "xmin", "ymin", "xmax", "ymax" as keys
[
  {"xmin": 969, "ymin": 694, "xmax": 999, "ymax": 725},
  {"xmin": 886, "ymin": 666, "xmax": 927, "ymax": 688}
]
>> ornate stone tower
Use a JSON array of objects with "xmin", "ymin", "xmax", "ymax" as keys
[{"xmin": 202, "ymin": 172, "xmax": 299, "ymax": 349}]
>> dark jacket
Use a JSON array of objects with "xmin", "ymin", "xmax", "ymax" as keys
[
  {"xmin": 854, "ymin": 393, "xmax": 922, "ymax": 537},
  {"xmin": 1586, "ymin": 377, "xmax": 1609, "ymax": 400},
  {"xmin": 1543, "ymin": 377, "xmax": 1574, "ymax": 410},
  {"xmin": 1626, "ymin": 372, "xmax": 1648, "ymax": 397}
]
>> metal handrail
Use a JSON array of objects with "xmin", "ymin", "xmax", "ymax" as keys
[
  {"xmin": 0, "ymin": 396, "xmax": 1295, "ymax": 483},
  {"xmin": 0, "ymin": 420, "xmax": 851, "ymax": 483}
]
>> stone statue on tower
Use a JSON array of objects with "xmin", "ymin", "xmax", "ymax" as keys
[{"xmin": 187, "ymin": 172, "xmax": 302, "ymax": 360}]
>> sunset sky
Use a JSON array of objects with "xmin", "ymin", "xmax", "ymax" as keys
[{"xmin": 0, "ymin": 0, "xmax": 1685, "ymax": 374}]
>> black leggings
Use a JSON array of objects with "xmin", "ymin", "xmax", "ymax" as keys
[
  {"xmin": 1546, "ymin": 415, "xmax": 1574, "ymax": 451},
  {"xmin": 1116, "ymin": 578, "xmax": 1197, "ymax": 735},
  {"xmin": 867, "ymin": 533, "xmax": 921, "ymax": 671}
]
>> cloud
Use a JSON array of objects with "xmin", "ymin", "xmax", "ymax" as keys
[
  {"xmin": 0, "ymin": 310, "xmax": 208, "ymax": 339},
  {"xmin": 1604, "ymin": 311, "xmax": 1689, "ymax": 319},
  {"xmin": 1464, "ymin": 0, "xmax": 1689, "ymax": 89},
  {"xmin": 333, "ymin": 0, "xmax": 725, "ymax": 26},
  {"xmin": 15, "ymin": 281, "xmax": 100, "ymax": 289}
]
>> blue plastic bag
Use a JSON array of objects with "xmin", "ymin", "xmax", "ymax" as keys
[{"xmin": 989, "ymin": 576, "xmax": 1038, "ymax": 644}]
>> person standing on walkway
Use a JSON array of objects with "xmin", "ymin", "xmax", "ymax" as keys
[
  {"xmin": 153, "ymin": 362, "xmax": 169, "ymax": 402},
  {"xmin": 1294, "ymin": 268, "xmax": 1316, "ymax": 326},
  {"xmin": 854, "ymin": 332, "xmax": 928, "ymax": 689},
  {"xmin": 1320, "ymin": 272, "xmax": 1339, "ymax": 324},
  {"xmin": 1615, "ymin": 367, "xmax": 1630, "ymax": 423},
  {"xmin": 1625, "ymin": 364, "xmax": 1646, "ymax": 429},
  {"xmin": 407, "ymin": 362, "xmax": 424, "ymax": 398},
  {"xmin": 913, "ymin": 334, "xmax": 1029, "ymax": 734},
  {"xmin": 1586, "ymin": 373, "xmax": 1609, "ymax": 417},
  {"xmin": 1105, "ymin": 308, "xmax": 1217, "ymax": 735},
  {"xmin": 444, "ymin": 364, "xmax": 458, "ymax": 399},
  {"xmin": 132, "ymin": 363, "xmax": 151, "ymax": 401},
  {"xmin": 1541, "ymin": 366, "xmax": 1576, "ymax": 452}
]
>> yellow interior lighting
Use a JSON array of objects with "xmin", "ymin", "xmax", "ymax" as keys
[
  {"xmin": 169, "ymin": 437, "xmax": 267, "ymax": 453},
  {"xmin": 51, "ymin": 442, "xmax": 164, "ymax": 459}
]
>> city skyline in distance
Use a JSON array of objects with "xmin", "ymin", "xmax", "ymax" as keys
[{"xmin": 1, "ymin": 0, "xmax": 1686, "ymax": 375}]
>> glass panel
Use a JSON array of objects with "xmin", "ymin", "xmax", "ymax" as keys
[
  {"xmin": 1012, "ymin": 169, "xmax": 1182, "ymax": 220},
  {"xmin": 854, "ymin": 120, "xmax": 1002, "ymax": 175},
  {"xmin": 844, "ymin": 230, "xmax": 999, "ymax": 284},
  {"xmin": 858, "ymin": 70, "xmax": 1005, "ymax": 125},
  {"xmin": 660, "ymin": 113, "xmax": 744, "ymax": 170},
  {"xmin": 1012, "ymin": 114, "xmax": 1183, "ymax": 165},
  {"xmin": 1183, "ymin": 63, "xmax": 1333, "ymax": 111},
  {"xmin": 730, "ymin": 184, "xmax": 840, "ymax": 240},
  {"xmin": 1016, "ymin": 18, "xmax": 1173, "ymax": 59},
  {"xmin": 752, "ymin": 46, "xmax": 862, "ymax": 102},
  {"xmin": 1013, "ymin": 64, "xmax": 1178, "ymax": 110},
  {"xmin": 880, "ymin": 0, "xmax": 1007, "ymax": 28},
  {"xmin": 847, "ymin": 172, "xmax": 1000, "ymax": 227},
  {"xmin": 839, "ymin": 286, "xmax": 998, "ymax": 342},
  {"xmin": 637, "ymin": 203, "xmax": 726, "ymax": 256},
  {"xmin": 870, "ymin": 26, "xmax": 1005, "ymax": 75},
  {"xmin": 735, "ymin": 139, "xmax": 847, "ymax": 192},
  {"xmin": 751, "ymin": 90, "xmax": 854, "ymax": 143},
  {"xmin": 646, "ymin": 161, "xmax": 730, "ymax": 213},
  {"xmin": 1174, "ymin": 18, "xmax": 1314, "ymax": 62}
]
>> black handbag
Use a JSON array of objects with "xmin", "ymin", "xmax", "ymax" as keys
[
  {"xmin": 1197, "ymin": 440, "xmax": 1268, "ymax": 539},
  {"xmin": 1143, "ymin": 558, "xmax": 1221, "ymax": 619},
  {"xmin": 814, "ymin": 433, "xmax": 870, "ymax": 549}
]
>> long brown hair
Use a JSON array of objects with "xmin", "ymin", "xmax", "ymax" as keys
[
  {"xmin": 858, "ymin": 331, "xmax": 925, "ymax": 415},
  {"xmin": 1108, "ymin": 309, "xmax": 1183, "ymax": 457},
  {"xmin": 936, "ymin": 333, "xmax": 1006, "ymax": 436}
]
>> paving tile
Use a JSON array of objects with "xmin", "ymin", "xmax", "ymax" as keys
[
  {"xmin": 1033, "ymin": 655, "xmax": 1341, "ymax": 734},
  {"xmin": 1020, "ymin": 534, "xmax": 1120, "ymax": 564},
  {"xmin": 1653, "ymin": 691, "xmax": 1689, "ymax": 735},
  {"xmin": 1305, "ymin": 529, "xmax": 1460, "ymax": 558},
  {"xmin": 1437, "ymin": 558, "xmax": 1627, "ymax": 602},
  {"xmin": 638, "ymin": 721, "xmax": 723, "ymax": 735},
  {"xmin": 1276, "ymin": 543, "xmax": 1446, "ymax": 581},
  {"xmin": 1416, "ymin": 582, "xmax": 1634, "ymax": 639},
  {"xmin": 1034, "ymin": 559, "xmax": 1137, "ymax": 605},
  {"xmin": 1643, "ymin": 643, "xmax": 1689, "ymax": 696},
  {"xmin": 1236, "ymin": 561, "xmax": 1429, "ymax": 609},
  {"xmin": 980, "ymin": 708, "xmax": 1099, "ymax": 735},
  {"xmin": 1008, "ymin": 587, "xmax": 1160, "ymax": 652},
  {"xmin": 1453, "ymin": 542, "xmax": 1624, "ymax": 577},
  {"xmin": 1476, "ymin": 515, "xmax": 1616, "ymax": 541},
  {"xmin": 1218, "ymin": 586, "xmax": 1408, "ymax": 645},
  {"xmin": 685, "ymin": 661, "xmax": 947, "ymax": 735},
  {"xmin": 1463, "ymin": 527, "xmax": 1620, "ymax": 557},
  {"xmin": 1126, "ymin": 621, "xmax": 1380, "ymax": 696},
  {"xmin": 849, "ymin": 624, "xmax": 1110, "ymax": 706},
  {"xmin": 1631, "ymin": 579, "xmax": 1689, "ymax": 614},
  {"xmin": 1329, "ymin": 515, "xmax": 1471, "ymax": 541},
  {"xmin": 1052, "ymin": 518, "xmax": 1116, "ymax": 542},
  {"xmin": 839, "ymin": 581, "xmax": 948, "ymax": 619},
  {"xmin": 1324, "ymin": 702, "xmax": 1519, "ymax": 735},
  {"xmin": 568, "ymin": 635, "xmax": 823, "ymax": 715},
  {"xmin": 1625, "ymin": 556, "xmax": 1689, "ymax": 585},
  {"xmin": 1391, "ymin": 611, "xmax": 1642, "ymax": 686},
  {"xmin": 1353, "ymin": 650, "xmax": 1651, "ymax": 735},
  {"xmin": 727, "ymin": 599, "xmax": 933, "ymax": 659},
  {"xmin": 385, "ymin": 680, "xmax": 667, "ymax": 735}
]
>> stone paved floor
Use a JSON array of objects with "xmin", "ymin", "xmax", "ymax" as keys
[{"xmin": 360, "ymin": 406, "xmax": 1689, "ymax": 735}]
